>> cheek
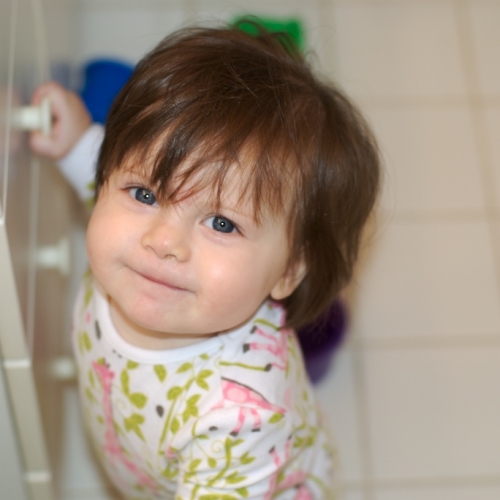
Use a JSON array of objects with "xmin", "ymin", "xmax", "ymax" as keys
[
  {"xmin": 86, "ymin": 206, "xmax": 125, "ymax": 270},
  {"xmin": 200, "ymin": 252, "xmax": 277, "ymax": 306},
  {"xmin": 86, "ymin": 212, "xmax": 109, "ymax": 271}
]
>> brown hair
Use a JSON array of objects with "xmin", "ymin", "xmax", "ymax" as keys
[{"xmin": 97, "ymin": 23, "xmax": 380, "ymax": 330}]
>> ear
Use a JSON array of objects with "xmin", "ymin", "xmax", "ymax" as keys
[{"xmin": 270, "ymin": 257, "xmax": 307, "ymax": 301}]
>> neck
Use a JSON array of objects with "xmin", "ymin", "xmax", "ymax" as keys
[{"xmin": 108, "ymin": 297, "xmax": 218, "ymax": 350}]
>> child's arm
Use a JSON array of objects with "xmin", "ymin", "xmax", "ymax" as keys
[{"xmin": 30, "ymin": 82, "xmax": 103, "ymax": 203}]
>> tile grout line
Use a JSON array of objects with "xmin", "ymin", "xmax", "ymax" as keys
[
  {"xmin": 341, "ymin": 473, "xmax": 500, "ymax": 491},
  {"xmin": 328, "ymin": 3, "xmax": 375, "ymax": 498},
  {"xmin": 355, "ymin": 333, "xmax": 500, "ymax": 351},
  {"xmin": 453, "ymin": 0, "xmax": 500, "ymax": 332},
  {"xmin": 348, "ymin": 336, "xmax": 376, "ymax": 500},
  {"xmin": 453, "ymin": 0, "xmax": 498, "ymax": 210}
]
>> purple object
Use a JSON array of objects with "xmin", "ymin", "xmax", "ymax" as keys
[{"xmin": 297, "ymin": 299, "xmax": 347, "ymax": 384}]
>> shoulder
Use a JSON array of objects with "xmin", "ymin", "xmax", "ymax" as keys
[{"xmin": 217, "ymin": 301, "xmax": 303, "ymax": 399}]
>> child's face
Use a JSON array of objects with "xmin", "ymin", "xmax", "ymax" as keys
[{"xmin": 86, "ymin": 161, "xmax": 304, "ymax": 347}]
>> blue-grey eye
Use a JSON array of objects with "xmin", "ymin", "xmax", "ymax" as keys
[
  {"xmin": 211, "ymin": 216, "xmax": 235, "ymax": 233},
  {"xmin": 130, "ymin": 187, "xmax": 157, "ymax": 206}
]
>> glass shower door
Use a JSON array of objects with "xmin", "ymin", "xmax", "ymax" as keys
[{"xmin": 0, "ymin": 0, "xmax": 75, "ymax": 498}]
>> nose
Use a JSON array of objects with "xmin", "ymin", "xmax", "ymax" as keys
[{"xmin": 141, "ymin": 209, "xmax": 190, "ymax": 261}]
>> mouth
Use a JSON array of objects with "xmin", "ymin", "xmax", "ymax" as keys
[{"xmin": 135, "ymin": 270, "xmax": 187, "ymax": 292}]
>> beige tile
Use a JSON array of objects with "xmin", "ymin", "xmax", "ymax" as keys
[
  {"xmin": 350, "ymin": 218, "xmax": 500, "ymax": 340},
  {"xmin": 342, "ymin": 490, "xmax": 366, "ymax": 500},
  {"xmin": 60, "ymin": 386, "xmax": 113, "ymax": 498},
  {"xmin": 468, "ymin": 1, "xmax": 500, "ymax": 97},
  {"xmin": 483, "ymin": 105, "xmax": 500, "ymax": 209},
  {"xmin": 363, "ymin": 104, "xmax": 485, "ymax": 213},
  {"xmin": 363, "ymin": 346, "xmax": 500, "ymax": 480},
  {"xmin": 314, "ymin": 347, "xmax": 365, "ymax": 483},
  {"xmin": 330, "ymin": 2, "xmax": 467, "ymax": 99},
  {"xmin": 75, "ymin": 6, "xmax": 185, "ymax": 64},
  {"xmin": 375, "ymin": 485, "xmax": 500, "ymax": 500}
]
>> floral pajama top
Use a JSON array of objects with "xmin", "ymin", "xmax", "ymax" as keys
[{"xmin": 64, "ymin": 126, "xmax": 338, "ymax": 499}]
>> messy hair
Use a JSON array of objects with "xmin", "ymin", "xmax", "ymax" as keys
[{"xmin": 96, "ymin": 22, "xmax": 380, "ymax": 330}]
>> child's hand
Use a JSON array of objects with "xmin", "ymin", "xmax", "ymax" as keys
[{"xmin": 29, "ymin": 81, "xmax": 92, "ymax": 160}]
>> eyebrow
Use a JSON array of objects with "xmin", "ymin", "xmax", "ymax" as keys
[{"xmin": 118, "ymin": 169, "xmax": 160, "ymax": 191}]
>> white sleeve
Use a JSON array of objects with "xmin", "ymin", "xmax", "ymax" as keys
[{"xmin": 58, "ymin": 124, "xmax": 104, "ymax": 203}]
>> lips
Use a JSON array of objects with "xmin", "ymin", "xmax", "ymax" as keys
[{"xmin": 134, "ymin": 269, "xmax": 187, "ymax": 292}]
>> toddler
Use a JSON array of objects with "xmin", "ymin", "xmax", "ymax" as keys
[{"xmin": 31, "ymin": 24, "xmax": 379, "ymax": 499}]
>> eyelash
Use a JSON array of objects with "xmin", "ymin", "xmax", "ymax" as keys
[
  {"xmin": 128, "ymin": 186, "xmax": 158, "ymax": 207},
  {"xmin": 205, "ymin": 215, "xmax": 239, "ymax": 234},
  {"xmin": 126, "ymin": 185, "xmax": 240, "ymax": 235}
]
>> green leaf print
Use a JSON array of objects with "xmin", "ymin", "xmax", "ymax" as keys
[
  {"xmin": 177, "ymin": 362, "xmax": 193, "ymax": 373},
  {"xmin": 187, "ymin": 394, "xmax": 201, "ymax": 407},
  {"xmin": 167, "ymin": 386, "xmax": 183, "ymax": 400},
  {"xmin": 82, "ymin": 332, "xmax": 92, "ymax": 352},
  {"xmin": 208, "ymin": 457, "xmax": 217, "ymax": 469},
  {"xmin": 269, "ymin": 412, "xmax": 284, "ymax": 424},
  {"xmin": 129, "ymin": 392, "xmax": 148, "ymax": 409},
  {"xmin": 239, "ymin": 452, "xmax": 255, "ymax": 465},
  {"xmin": 121, "ymin": 369, "xmax": 130, "ymax": 395},
  {"xmin": 294, "ymin": 436, "xmax": 305, "ymax": 448},
  {"xmin": 226, "ymin": 472, "xmax": 246, "ymax": 484},
  {"xmin": 171, "ymin": 416, "xmax": 180, "ymax": 434},
  {"xmin": 236, "ymin": 487, "xmax": 249, "ymax": 497},
  {"xmin": 188, "ymin": 459, "xmax": 202, "ymax": 472},
  {"xmin": 85, "ymin": 387, "xmax": 96, "ymax": 405},
  {"xmin": 88, "ymin": 369, "xmax": 95, "ymax": 388},
  {"xmin": 195, "ymin": 370, "xmax": 213, "ymax": 390},
  {"xmin": 124, "ymin": 413, "xmax": 145, "ymax": 441},
  {"xmin": 127, "ymin": 360, "xmax": 139, "ymax": 370},
  {"xmin": 277, "ymin": 469, "xmax": 286, "ymax": 486},
  {"xmin": 254, "ymin": 318, "xmax": 279, "ymax": 331},
  {"xmin": 195, "ymin": 377, "xmax": 209, "ymax": 390},
  {"xmin": 162, "ymin": 465, "xmax": 178, "ymax": 479},
  {"xmin": 225, "ymin": 437, "xmax": 243, "ymax": 450},
  {"xmin": 154, "ymin": 365, "xmax": 167, "ymax": 382},
  {"xmin": 182, "ymin": 404, "xmax": 198, "ymax": 423},
  {"xmin": 84, "ymin": 287, "xmax": 93, "ymax": 308}
]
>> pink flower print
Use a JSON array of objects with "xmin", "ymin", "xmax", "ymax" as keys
[
  {"xmin": 212, "ymin": 378, "xmax": 286, "ymax": 436},
  {"xmin": 92, "ymin": 361, "xmax": 157, "ymax": 493},
  {"xmin": 267, "ymin": 441, "xmax": 312, "ymax": 500},
  {"xmin": 243, "ymin": 326, "xmax": 293, "ymax": 371}
]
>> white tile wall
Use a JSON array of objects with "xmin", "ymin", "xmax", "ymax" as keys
[
  {"xmin": 467, "ymin": 1, "xmax": 500, "ymax": 98},
  {"xmin": 364, "ymin": 105, "xmax": 485, "ymax": 213},
  {"xmin": 351, "ymin": 218, "xmax": 500, "ymax": 340},
  {"xmin": 61, "ymin": 0, "xmax": 500, "ymax": 498},
  {"xmin": 330, "ymin": 1, "xmax": 467, "ymax": 100},
  {"xmin": 483, "ymin": 106, "xmax": 500, "ymax": 208}
]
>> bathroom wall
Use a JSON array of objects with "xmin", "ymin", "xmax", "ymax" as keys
[{"xmin": 60, "ymin": 1, "xmax": 500, "ymax": 499}]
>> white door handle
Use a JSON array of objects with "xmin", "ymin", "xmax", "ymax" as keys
[
  {"xmin": 36, "ymin": 237, "xmax": 69, "ymax": 275},
  {"xmin": 11, "ymin": 97, "xmax": 51, "ymax": 136}
]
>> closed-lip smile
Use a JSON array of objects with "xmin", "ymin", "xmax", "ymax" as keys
[{"xmin": 135, "ymin": 269, "xmax": 187, "ymax": 291}]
